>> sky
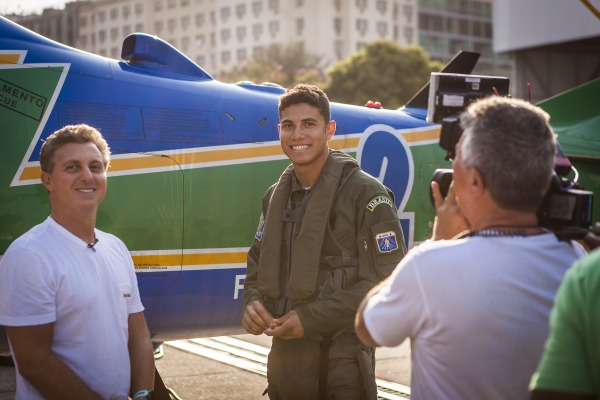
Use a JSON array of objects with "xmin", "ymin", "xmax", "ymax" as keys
[{"xmin": 0, "ymin": 0, "xmax": 69, "ymax": 15}]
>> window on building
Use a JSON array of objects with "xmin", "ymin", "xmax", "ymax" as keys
[
  {"xmin": 110, "ymin": 27, "xmax": 118, "ymax": 41},
  {"xmin": 403, "ymin": 5, "xmax": 413, "ymax": 22},
  {"xmin": 356, "ymin": 0, "xmax": 366, "ymax": 12},
  {"xmin": 99, "ymin": 49, "xmax": 107, "ymax": 56},
  {"xmin": 182, "ymin": 16, "xmax": 190, "ymax": 30},
  {"xmin": 169, "ymin": 38, "xmax": 177, "ymax": 47},
  {"xmin": 252, "ymin": 1, "xmax": 263, "ymax": 16},
  {"xmin": 110, "ymin": 8, "xmax": 118, "ymax": 19},
  {"xmin": 296, "ymin": 18, "xmax": 304, "ymax": 36},
  {"xmin": 111, "ymin": 47, "xmax": 119, "ymax": 59},
  {"xmin": 98, "ymin": 11, "xmax": 106, "ymax": 23},
  {"xmin": 222, "ymin": 50, "xmax": 231, "ymax": 64},
  {"xmin": 99, "ymin": 30, "xmax": 106, "ymax": 44},
  {"xmin": 403, "ymin": 27, "xmax": 413, "ymax": 43},
  {"xmin": 377, "ymin": 21, "xmax": 387, "ymax": 37},
  {"xmin": 195, "ymin": 34, "xmax": 205, "ymax": 48},
  {"xmin": 236, "ymin": 4, "xmax": 247, "ymax": 18},
  {"xmin": 269, "ymin": 20, "xmax": 279, "ymax": 37},
  {"xmin": 296, "ymin": 0, "xmax": 304, "ymax": 6},
  {"xmin": 376, "ymin": 0, "xmax": 387, "ymax": 14},
  {"xmin": 253, "ymin": 46, "xmax": 264, "ymax": 59},
  {"xmin": 91, "ymin": 32, "xmax": 96, "ymax": 46},
  {"xmin": 154, "ymin": 1, "xmax": 162, "ymax": 11},
  {"xmin": 135, "ymin": 23, "xmax": 144, "ymax": 31},
  {"xmin": 123, "ymin": 25, "xmax": 131, "ymax": 36},
  {"xmin": 334, "ymin": 40, "xmax": 343, "ymax": 60},
  {"xmin": 181, "ymin": 0, "xmax": 190, "ymax": 6},
  {"xmin": 135, "ymin": 3, "xmax": 144, "ymax": 15},
  {"xmin": 221, "ymin": 28, "xmax": 231, "ymax": 42},
  {"xmin": 123, "ymin": 5, "xmax": 130, "ymax": 19},
  {"xmin": 79, "ymin": 16, "xmax": 87, "ymax": 27},
  {"xmin": 196, "ymin": 13, "xmax": 205, "ymax": 27},
  {"xmin": 253, "ymin": 23, "xmax": 263, "ymax": 39},
  {"xmin": 155, "ymin": 21, "xmax": 163, "ymax": 34},
  {"xmin": 221, "ymin": 7, "xmax": 231, "ymax": 22},
  {"xmin": 168, "ymin": 18, "xmax": 176, "ymax": 33},
  {"xmin": 333, "ymin": 0, "xmax": 342, "ymax": 12},
  {"xmin": 237, "ymin": 26, "xmax": 247, "ymax": 41},
  {"xmin": 334, "ymin": 18, "xmax": 342, "ymax": 35},
  {"xmin": 269, "ymin": 0, "xmax": 279, "ymax": 14},
  {"xmin": 210, "ymin": 32, "xmax": 215, "ymax": 46},
  {"xmin": 80, "ymin": 35, "xmax": 88, "ymax": 47},
  {"xmin": 356, "ymin": 19, "xmax": 367, "ymax": 36},
  {"xmin": 459, "ymin": 19, "xmax": 469, "ymax": 35},
  {"xmin": 237, "ymin": 48, "xmax": 247, "ymax": 61},
  {"xmin": 167, "ymin": 0, "xmax": 176, "ymax": 9}
]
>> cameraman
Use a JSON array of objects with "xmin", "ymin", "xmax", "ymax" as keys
[{"xmin": 355, "ymin": 96, "xmax": 587, "ymax": 399}]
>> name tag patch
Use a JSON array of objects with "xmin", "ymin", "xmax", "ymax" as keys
[
  {"xmin": 366, "ymin": 195, "xmax": 393, "ymax": 212},
  {"xmin": 376, "ymin": 231, "xmax": 398, "ymax": 253},
  {"xmin": 255, "ymin": 213, "xmax": 265, "ymax": 241}
]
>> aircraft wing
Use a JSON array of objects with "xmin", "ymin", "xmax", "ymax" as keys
[{"xmin": 538, "ymin": 77, "xmax": 600, "ymax": 160}]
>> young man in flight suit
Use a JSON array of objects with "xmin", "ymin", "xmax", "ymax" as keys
[{"xmin": 242, "ymin": 84, "xmax": 406, "ymax": 400}]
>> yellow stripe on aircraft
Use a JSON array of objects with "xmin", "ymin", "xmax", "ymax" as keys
[{"xmin": 18, "ymin": 127, "xmax": 440, "ymax": 181}]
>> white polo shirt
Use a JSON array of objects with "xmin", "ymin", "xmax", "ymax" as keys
[{"xmin": 0, "ymin": 217, "xmax": 144, "ymax": 400}]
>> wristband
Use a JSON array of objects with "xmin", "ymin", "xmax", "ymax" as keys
[{"xmin": 132, "ymin": 389, "xmax": 153, "ymax": 399}]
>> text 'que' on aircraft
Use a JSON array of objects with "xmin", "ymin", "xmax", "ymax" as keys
[{"xmin": 0, "ymin": 16, "xmax": 598, "ymax": 352}]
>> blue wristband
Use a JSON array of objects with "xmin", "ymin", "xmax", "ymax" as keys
[{"xmin": 132, "ymin": 389, "xmax": 152, "ymax": 399}]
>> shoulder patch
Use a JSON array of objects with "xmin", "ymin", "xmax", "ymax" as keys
[
  {"xmin": 255, "ymin": 213, "xmax": 265, "ymax": 241},
  {"xmin": 375, "ymin": 231, "xmax": 399, "ymax": 253},
  {"xmin": 365, "ymin": 195, "xmax": 393, "ymax": 212}
]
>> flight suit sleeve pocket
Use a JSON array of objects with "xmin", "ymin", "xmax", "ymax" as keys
[{"xmin": 358, "ymin": 219, "xmax": 404, "ymax": 280}]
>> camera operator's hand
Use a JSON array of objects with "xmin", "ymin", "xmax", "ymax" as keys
[
  {"xmin": 584, "ymin": 222, "xmax": 600, "ymax": 250},
  {"xmin": 431, "ymin": 181, "xmax": 470, "ymax": 240}
]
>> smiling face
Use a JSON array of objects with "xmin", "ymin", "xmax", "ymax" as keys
[
  {"xmin": 41, "ymin": 142, "xmax": 108, "ymax": 220},
  {"xmin": 278, "ymin": 103, "xmax": 335, "ymax": 183}
]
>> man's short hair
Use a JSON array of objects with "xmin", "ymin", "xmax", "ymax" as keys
[
  {"xmin": 459, "ymin": 96, "xmax": 556, "ymax": 212},
  {"xmin": 40, "ymin": 124, "xmax": 111, "ymax": 173},
  {"xmin": 278, "ymin": 84, "xmax": 330, "ymax": 124}
]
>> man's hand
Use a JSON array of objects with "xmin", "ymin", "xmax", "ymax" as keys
[
  {"xmin": 431, "ymin": 181, "xmax": 470, "ymax": 240},
  {"xmin": 242, "ymin": 300, "xmax": 274, "ymax": 335},
  {"xmin": 264, "ymin": 310, "xmax": 304, "ymax": 340},
  {"xmin": 584, "ymin": 222, "xmax": 600, "ymax": 250}
]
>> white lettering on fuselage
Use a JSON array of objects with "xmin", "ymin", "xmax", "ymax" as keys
[{"xmin": 234, "ymin": 274, "xmax": 245, "ymax": 299}]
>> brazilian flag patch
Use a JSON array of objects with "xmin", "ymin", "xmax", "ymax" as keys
[{"xmin": 365, "ymin": 195, "xmax": 393, "ymax": 212}]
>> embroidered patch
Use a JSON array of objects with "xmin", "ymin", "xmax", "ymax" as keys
[
  {"xmin": 365, "ymin": 195, "xmax": 393, "ymax": 212},
  {"xmin": 375, "ymin": 231, "xmax": 398, "ymax": 253},
  {"xmin": 255, "ymin": 213, "xmax": 265, "ymax": 241}
]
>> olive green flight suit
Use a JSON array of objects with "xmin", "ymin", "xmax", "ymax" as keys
[{"xmin": 244, "ymin": 150, "xmax": 405, "ymax": 400}]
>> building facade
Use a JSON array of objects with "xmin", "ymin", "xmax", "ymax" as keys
[
  {"xmin": 70, "ymin": 0, "xmax": 417, "ymax": 77},
  {"xmin": 7, "ymin": 0, "xmax": 515, "ymax": 82},
  {"xmin": 418, "ymin": 0, "xmax": 511, "ymax": 77}
]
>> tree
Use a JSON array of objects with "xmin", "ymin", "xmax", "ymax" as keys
[
  {"xmin": 325, "ymin": 42, "xmax": 444, "ymax": 109},
  {"xmin": 220, "ymin": 43, "xmax": 328, "ymax": 89}
]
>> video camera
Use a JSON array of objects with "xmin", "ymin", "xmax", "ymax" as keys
[{"xmin": 426, "ymin": 72, "xmax": 594, "ymax": 240}]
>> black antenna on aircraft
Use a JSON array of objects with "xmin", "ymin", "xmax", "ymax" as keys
[{"xmin": 403, "ymin": 51, "xmax": 480, "ymax": 110}]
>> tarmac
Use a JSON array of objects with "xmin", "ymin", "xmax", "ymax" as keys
[{"xmin": 0, "ymin": 336, "xmax": 410, "ymax": 399}]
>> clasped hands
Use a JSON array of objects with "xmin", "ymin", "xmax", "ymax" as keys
[{"xmin": 242, "ymin": 300, "xmax": 304, "ymax": 340}]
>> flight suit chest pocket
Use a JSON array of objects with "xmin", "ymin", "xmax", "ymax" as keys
[{"xmin": 357, "ymin": 219, "xmax": 404, "ymax": 280}]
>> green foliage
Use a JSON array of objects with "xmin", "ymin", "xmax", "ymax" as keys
[
  {"xmin": 220, "ymin": 43, "xmax": 328, "ymax": 89},
  {"xmin": 326, "ymin": 42, "xmax": 444, "ymax": 109}
]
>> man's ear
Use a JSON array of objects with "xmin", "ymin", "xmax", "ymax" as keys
[
  {"xmin": 470, "ymin": 168, "xmax": 486, "ymax": 196},
  {"xmin": 41, "ymin": 171, "xmax": 52, "ymax": 192},
  {"xmin": 326, "ymin": 120, "xmax": 336, "ymax": 139}
]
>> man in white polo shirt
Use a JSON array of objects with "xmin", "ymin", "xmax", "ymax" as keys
[{"xmin": 0, "ymin": 124, "xmax": 155, "ymax": 400}]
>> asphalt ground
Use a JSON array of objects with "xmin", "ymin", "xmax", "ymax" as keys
[{"xmin": 0, "ymin": 335, "xmax": 411, "ymax": 399}]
